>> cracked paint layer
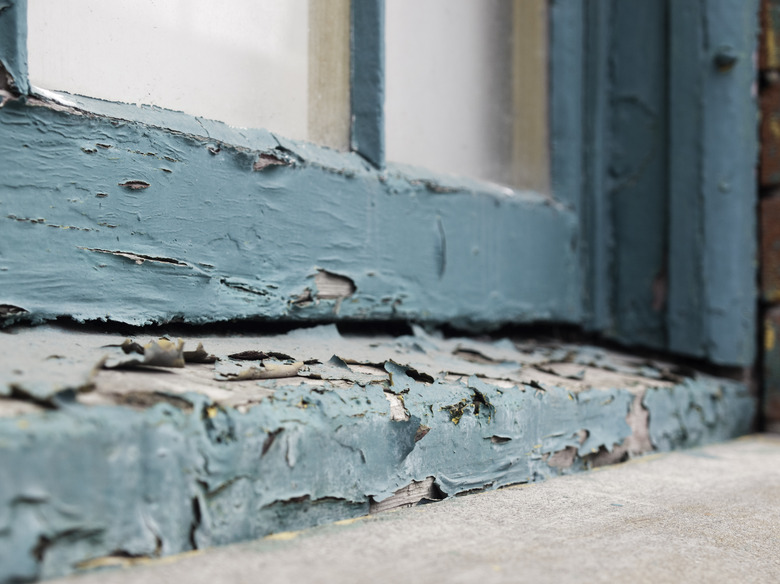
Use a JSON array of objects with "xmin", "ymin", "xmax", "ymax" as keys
[
  {"xmin": 0, "ymin": 324, "xmax": 755, "ymax": 582},
  {"xmin": 0, "ymin": 92, "xmax": 579, "ymax": 330}
]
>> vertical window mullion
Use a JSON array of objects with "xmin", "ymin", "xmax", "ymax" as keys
[
  {"xmin": 350, "ymin": 0, "xmax": 385, "ymax": 168},
  {"xmin": 0, "ymin": 0, "xmax": 29, "ymax": 96}
]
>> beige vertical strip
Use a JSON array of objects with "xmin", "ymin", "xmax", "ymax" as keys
[
  {"xmin": 512, "ymin": 0, "xmax": 550, "ymax": 193},
  {"xmin": 308, "ymin": 0, "xmax": 351, "ymax": 150}
]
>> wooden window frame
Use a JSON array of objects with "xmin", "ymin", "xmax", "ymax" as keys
[{"xmin": 0, "ymin": 0, "xmax": 759, "ymax": 367}]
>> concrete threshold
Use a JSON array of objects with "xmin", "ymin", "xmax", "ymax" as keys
[
  {"xmin": 0, "ymin": 324, "xmax": 756, "ymax": 582},
  {"xmin": 47, "ymin": 435, "xmax": 780, "ymax": 584}
]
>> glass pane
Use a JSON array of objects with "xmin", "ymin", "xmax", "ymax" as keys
[
  {"xmin": 386, "ymin": 0, "xmax": 548, "ymax": 189},
  {"xmin": 27, "ymin": 0, "xmax": 349, "ymax": 147}
]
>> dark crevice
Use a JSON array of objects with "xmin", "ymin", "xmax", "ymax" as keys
[
  {"xmin": 0, "ymin": 60, "xmax": 18, "ymax": 95},
  {"xmin": 189, "ymin": 496, "xmax": 201, "ymax": 550},
  {"xmin": 402, "ymin": 366, "xmax": 434, "ymax": 385},
  {"xmin": 335, "ymin": 321, "xmax": 414, "ymax": 337},
  {"xmin": 470, "ymin": 388, "xmax": 494, "ymax": 418},
  {"xmin": 420, "ymin": 480, "xmax": 447, "ymax": 504},
  {"xmin": 33, "ymin": 528, "xmax": 104, "ymax": 563},
  {"xmin": 229, "ymin": 350, "xmax": 295, "ymax": 361},
  {"xmin": 79, "ymin": 248, "xmax": 188, "ymax": 267},
  {"xmin": 219, "ymin": 279, "xmax": 269, "ymax": 296},
  {"xmin": 262, "ymin": 428, "xmax": 284, "ymax": 456},
  {"xmin": 8, "ymin": 386, "xmax": 59, "ymax": 410},
  {"xmin": 1, "ymin": 314, "xmax": 747, "ymax": 383},
  {"xmin": 114, "ymin": 391, "xmax": 194, "ymax": 413}
]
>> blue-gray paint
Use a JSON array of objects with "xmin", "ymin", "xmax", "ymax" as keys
[
  {"xmin": 0, "ymin": 97, "xmax": 580, "ymax": 328},
  {"xmin": 667, "ymin": 0, "xmax": 759, "ymax": 365},
  {"xmin": 0, "ymin": 0, "xmax": 27, "ymax": 95},
  {"xmin": 0, "ymin": 0, "xmax": 761, "ymax": 366},
  {"xmin": 0, "ymin": 366, "xmax": 754, "ymax": 582},
  {"xmin": 605, "ymin": 0, "xmax": 669, "ymax": 350},
  {"xmin": 562, "ymin": 0, "xmax": 758, "ymax": 365},
  {"xmin": 549, "ymin": 0, "xmax": 584, "ymax": 213},
  {"xmin": 580, "ymin": 0, "xmax": 613, "ymax": 333},
  {"xmin": 350, "ymin": 0, "xmax": 385, "ymax": 168},
  {"xmin": 643, "ymin": 379, "xmax": 755, "ymax": 451}
]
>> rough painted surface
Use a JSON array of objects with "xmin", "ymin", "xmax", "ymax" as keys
[
  {"xmin": 0, "ymin": 324, "xmax": 755, "ymax": 582},
  {"xmin": 578, "ymin": 0, "xmax": 758, "ymax": 365},
  {"xmin": 0, "ymin": 0, "xmax": 761, "ymax": 368},
  {"xmin": 552, "ymin": 0, "xmax": 759, "ymax": 366},
  {"xmin": 548, "ymin": 0, "xmax": 584, "ymax": 213},
  {"xmin": 0, "ymin": 0, "xmax": 28, "ymax": 95},
  {"xmin": 0, "ymin": 96, "xmax": 580, "ymax": 329},
  {"xmin": 605, "ymin": 0, "xmax": 669, "ymax": 350},
  {"xmin": 667, "ymin": 0, "xmax": 759, "ymax": 365}
]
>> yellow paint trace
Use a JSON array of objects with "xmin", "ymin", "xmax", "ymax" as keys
[
  {"xmin": 768, "ymin": 17, "xmax": 779, "ymax": 69},
  {"xmin": 264, "ymin": 530, "xmax": 302, "ymax": 542},
  {"xmin": 766, "ymin": 324, "xmax": 776, "ymax": 352}
]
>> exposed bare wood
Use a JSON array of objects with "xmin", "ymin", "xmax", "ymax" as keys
[
  {"xmin": 512, "ymin": 0, "xmax": 550, "ymax": 192},
  {"xmin": 308, "ymin": 0, "xmax": 351, "ymax": 150}
]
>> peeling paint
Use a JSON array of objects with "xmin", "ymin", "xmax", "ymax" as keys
[
  {"xmin": 252, "ymin": 151, "xmax": 291, "ymax": 171},
  {"xmin": 314, "ymin": 270, "xmax": 356, "ymax": 300},
  {"xmin": 79, "ymin": 248, "xmax": 189, "ymax": 267},
  {"xmin": 0, "ymin": 323, "xmax": 755, "ymax": 581},
  {"xmin": 117, "ymin": 180, "xmax": 151, "ymax": 190},
  {"xmin": 0, "ymin": 97, "xmax": 579, "ymax": 329}
]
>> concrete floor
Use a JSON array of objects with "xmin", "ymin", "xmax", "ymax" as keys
[{"xmin": 52, "ymin": 435, "xmax": 780, "ymax": 584}]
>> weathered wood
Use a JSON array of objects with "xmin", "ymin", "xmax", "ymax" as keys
[
  {"xmin": 604, "ymin": 0, "xmax": 670, "ymax": 351},
  {"xmin": 0, "ymin": 323, "xmax": 756, "ymax": 581},
  {"xmin": 549, "ymin": 0, "xmax": 584, "ymax": 214},
  {"xmin": 350, "ymin": 0, "xmax": 385, "ymax": 167},
  {"xmin": 0, "ymin": 96, "xmax": 580, "ymax": 328},
  {"xmin": 580, "ymin": 0, "xmax": 612, "ymax": 333},
  {"xmin": 0, "ymin": 0, "xmax": 28, "ymax": 94},
  {"xmin": 668, "ymin": 0, "xmax": 759, "ymax": 365}
]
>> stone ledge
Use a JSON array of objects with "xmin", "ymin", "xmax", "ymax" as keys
[{"xmin": 0, "ymin": 324, "xmax": 755, "ymax": 582}]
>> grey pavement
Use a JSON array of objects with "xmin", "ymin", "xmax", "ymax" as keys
[{"xmin": 52, "ymin": 435, "xmax": 780, "ymax": 584}]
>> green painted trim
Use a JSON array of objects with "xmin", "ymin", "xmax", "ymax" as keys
[
  {"xmin": 0, "ymin": 97, "xmax": 580, "ymax": 327},
  {"xmin": 667, "ymin": 0, "xmax": 759, "ymax": 365},
  {"xmin": 0, "ymin": 0, "xmax": 28, "ymax": 95},
  {"xmin": 350, "ymin": 0, "xmax": 385, "ymax": 168},
  {"xmin": 0, "ymin": 369, "xmax": 753, "ymax": 581}
]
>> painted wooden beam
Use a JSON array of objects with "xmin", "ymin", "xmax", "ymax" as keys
[
  {"xmin": 0, "ymin": 325, "xmax": 755, "ymax": 581},
  {"xmin": 668, "ymin": 0, "xmax": 759, "ymax": 365},
  {"xmin": 580, "ymin": 0, "xmax": 613, "ymax": 333},
  {"xmin": 605, "ymin": 0, "xmax": 670, "ymax": 351},
  {"xmin": 0, "ymin": 0, "xmax": 28, "ymax": 95},
  {"xmin": 0, "ymin": 95, "xmax": 580, "ymax": 328}
]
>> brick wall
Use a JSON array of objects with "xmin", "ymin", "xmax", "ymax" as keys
[{"xmin": 760, "ymin": 0, "xmax": 780, "ymax": 433}]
